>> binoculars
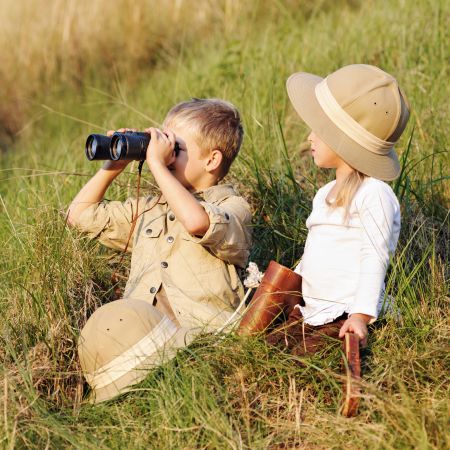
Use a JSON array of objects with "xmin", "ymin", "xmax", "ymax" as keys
[{"xmin": 85, "ymin": 131, "xmax": 180, "ymax": 161}]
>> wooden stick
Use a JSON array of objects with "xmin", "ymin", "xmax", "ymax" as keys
[{"xmin": 341, "ymin": 332, "xmax": 361, "ymax": 417}]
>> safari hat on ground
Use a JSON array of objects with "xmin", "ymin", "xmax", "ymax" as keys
[
  {"xmin": 286, "ymin": 64, "xmax": 410, "ymax": 180},
  {"xmin": 78, "ymin": 299, "xmax": 192, "ymax": 404}
]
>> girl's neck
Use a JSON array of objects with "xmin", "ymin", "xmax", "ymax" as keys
[
  {"xmin": 327, "ymin": 161, "xmax": 355, "ymax": 202},
  {"xmin": 334, "ymin": 161, "xmax": 355, "ymax": 186}
]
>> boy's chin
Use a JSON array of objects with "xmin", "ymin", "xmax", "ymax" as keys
[{"xmin": 171, "ymin": 173, "xmax": 194, "ymax": 190}]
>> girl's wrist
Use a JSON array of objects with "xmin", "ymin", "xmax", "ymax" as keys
[{"xmin": 349, "ymin": 313, "xmax": 372, "ymax": 324}]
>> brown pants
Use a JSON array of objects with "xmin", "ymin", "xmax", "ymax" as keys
[{"xmin": 266, "ymin": 307, "xmax": 347, "ymax": 356}]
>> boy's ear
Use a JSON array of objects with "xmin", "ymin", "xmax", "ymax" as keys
[{"xmin": 205, "ymin": 149, "xmax": 223, "ymax": 173}]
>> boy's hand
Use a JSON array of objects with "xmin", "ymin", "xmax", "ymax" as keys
[
  {"xmin": 68, "ymin": 126, "xmax": 136, "ymax": 226},
  {"xmin": 101, "ymin": 128, "xmax": 135, "ymax": 172},
  {"xmin": 145, "ymin": 127, "xmax": 177, "ymax": 169},
  {"xmin": 339, "ymin": 314, "xmax": 371, "ymax": 347}
]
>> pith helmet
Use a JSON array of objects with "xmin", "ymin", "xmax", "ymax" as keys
[
  {"xmin": 78, "ymin": 299, "xmax": 191, "ymax": 403},
  {"xmin": 286, "ymin": 64, "xmax": 410, "ymax": 180}
]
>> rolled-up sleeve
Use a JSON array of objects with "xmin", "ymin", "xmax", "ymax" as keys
[
  {"xmin": 349, "ymin": 187, "xmax": 401, "ymax": 320},
  {"xmin": 185, "ymin": 196, "xmax": 252, "ymax": 268},
  {"xmin": 72, "ymin": 197, "xmax": 146, "ymax": 252}
]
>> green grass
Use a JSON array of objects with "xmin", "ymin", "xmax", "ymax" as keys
[{"xmin": 0, "ymin": 0, "xmax": 449, "ymax": 448}]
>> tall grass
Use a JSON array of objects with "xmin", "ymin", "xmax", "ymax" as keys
[
  {"xmin": 0, "ymin": 0, "xmax": 449, "ymax": 448},
  {"xmin": 0, "ymin": 0, "xmax": 272, "ymax": 141}
]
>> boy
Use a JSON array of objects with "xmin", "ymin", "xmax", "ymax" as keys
[{"xmin": 68, "ymin": 98, "xmax": 252, "ymax": 333}]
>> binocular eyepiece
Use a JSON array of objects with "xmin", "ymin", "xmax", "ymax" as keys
[{"xmin": 85, "ymin": 131, "xmax": 180, "ymax": 161}]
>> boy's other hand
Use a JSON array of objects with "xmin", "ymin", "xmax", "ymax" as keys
[
  {"xmin": 106, "ymin": 127, "xmax": 137, "ymax": 137},
  {"xmin": 145, "ymin": 127, "xmax": 177, "ymax": 169},
  {"xmin": 339, "ymin": 314, "xmax": 370, "ymax": 347}
]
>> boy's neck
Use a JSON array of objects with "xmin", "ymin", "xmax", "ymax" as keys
[{"xmin": 188, "ymin": 175, "xmax": 220, "ymax": 193}]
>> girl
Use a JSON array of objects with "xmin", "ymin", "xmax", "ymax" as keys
[{"xmin": 267, "ymin": 64, "xmax": 410, "ymax": 353}]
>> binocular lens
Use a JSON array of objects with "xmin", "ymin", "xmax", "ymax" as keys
[
  {"xmin": 85, "ymin": 134, "xmax": 112, "ymax": 160},
  {"xmin": 110, "ymin": 132, "xmax": 149, "ymax": 161},
  {"xmin": 86, "ymin": 137, "xmax": 96, "ymax": 160},
  {"xmin": 85, "ymin": 131, "xmax": 180, "ymax": 161},
  {"xmin": 110, "ymin": 136, "xmax": 125, "ymax": 161}
]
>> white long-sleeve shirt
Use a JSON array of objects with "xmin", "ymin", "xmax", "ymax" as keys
[{"xmin": 295, "ymin": 177, "xmax": 401, "ymax": 326}]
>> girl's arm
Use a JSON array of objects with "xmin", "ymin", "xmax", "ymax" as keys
[
  {"xmin": 340, "ymin": 183, "xmax": 401, "ymax": 344},
  {"xmin": 339, "ymin": 313, "xmax": 371, "ymax": 346}
]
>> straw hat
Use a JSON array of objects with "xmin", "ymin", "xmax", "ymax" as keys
[
  {"xmin": 286, "ymin": 64, "xmax": 410, "ymax": 180},
  {"xmin": 78, "ymin": 299, "xmax": 192, "ymax": 403}
]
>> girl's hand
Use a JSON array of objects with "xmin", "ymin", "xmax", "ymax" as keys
[
  {"xmin": 145, "ymin": 127, "xmax": 177, "ymax": 169},
  {"xmin": 339, "ymin": 314, "xmax": 371, "ymax": 347},
  {"xmin": 102, "ymin": 128, "xmax": 136, "ymax": 172}
]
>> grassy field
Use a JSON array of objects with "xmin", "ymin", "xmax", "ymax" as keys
[{"xmin": 0, "ymin": 0, "xmax": 449, "ymax": 448}]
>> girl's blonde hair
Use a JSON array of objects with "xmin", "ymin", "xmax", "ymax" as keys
[{"xmin": 326, "ymin": 169, "xmax": 366, "ymax": 220}]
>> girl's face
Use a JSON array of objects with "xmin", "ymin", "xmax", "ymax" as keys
[{"xmin": 308, "ymin": 132, "xmax": 343, "ymax": 169}]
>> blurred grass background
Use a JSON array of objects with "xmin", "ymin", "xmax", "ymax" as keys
[{"xmin": 0, "ymin": 0, "xmax": 449, "ymax": 448}]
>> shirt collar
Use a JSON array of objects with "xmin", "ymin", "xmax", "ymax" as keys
[
  {"xmin": 154, "ymin": 184, "xmax": 237, "ymax": 205},
  {"xmin": 193, "ymin": 184, "xmax": 237, "ymax": 203}
]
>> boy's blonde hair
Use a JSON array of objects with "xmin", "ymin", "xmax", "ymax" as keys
[
  {"xmin": 163, "ymin": 98, "xmax": 244, "ymax": 178},
  {"xmin": 326, "ymin": 169, "xmax": 366, "ymax": 220}
]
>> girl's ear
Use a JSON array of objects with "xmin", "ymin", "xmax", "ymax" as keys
[{"xmin": 205, "ymin": 149, "xmax": 223, "ymax": 172}]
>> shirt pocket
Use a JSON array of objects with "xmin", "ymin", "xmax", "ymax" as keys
[
  {"xmin": 133, "ymin": 217, "xmax": 164, "ymax": 255},
  {"xmin": 180, "ymin": 235, "xmax": 224, "ymax": 273}
]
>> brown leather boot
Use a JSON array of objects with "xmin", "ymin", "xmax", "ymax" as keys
[{"xmin": 237, "ymin": 261, "xmax": 303, "ymax": 336}]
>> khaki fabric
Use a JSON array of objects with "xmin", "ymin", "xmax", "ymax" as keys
[
  {"xmin": 74, "ymin": 184, "xmax": 252, "ymax": 332},
  {"xmin": 286, "ymin": 64, "xmax": 410, "ymax": 181},
  {"xmin": 153, "ymin": 285, "xmax": 180, "ymax": 326},
  {"xmin": 78, "ymin": 299, "xmax": 195, "ymax": 403}
]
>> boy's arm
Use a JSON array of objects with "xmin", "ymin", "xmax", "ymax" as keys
[
  {"xmin": 193, "ymin": 197, "xmax": 252, "ymax": 267},
  {"xmin": 145, "ymin": 127, "xmax": 251, "ymax": 267},
  {"xmin": 67, "ymin": 159, "xmax": 144, "ymax": 253},
  {"xmin": 67, "ymin": 128, "xmax": 134, "ymax": 226},
  {"xmin": 67, "ymin": 160, "xmax": 129, "ymax": 226},
  {"xmin": 145, "ymin": 127, "xmax": 210, "ymax": 236},
  {"xmin": 66, "ymin": 129, "xmax": 148, "ymax": 252}
]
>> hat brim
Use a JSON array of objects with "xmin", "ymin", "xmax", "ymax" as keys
[
  {"xmin": 286, "ymin": 72, "xmax": 400, "ymax": 181},
  {"xmin": 86, "ymin": 327, "xmax": 193, "ymax": 404}
]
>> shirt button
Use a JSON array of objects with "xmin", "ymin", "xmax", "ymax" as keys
[
  {"xmin": 145, "ymin": 228, "xmax": 152, "ymax": 235},
  {"xmin": 168, "ymin": 213, "xmax": 175, "ymax": 221},
  {"xmin": 150, "ymin": 286, "xmax": 157, "ymax": 294},
  {"xmin": 161, "ymin": 261, "xmax": 168, "ymax": 268},
  {"xmin": 167, "ymin": 236, "xmax": 174, "ymax": 243}
]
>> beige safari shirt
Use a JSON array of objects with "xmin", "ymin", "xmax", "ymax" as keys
[{"xmin": 74, "ymin": 184, "xmax": 252, "ymax": 332}]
